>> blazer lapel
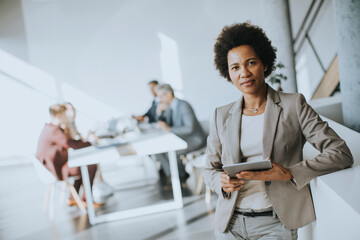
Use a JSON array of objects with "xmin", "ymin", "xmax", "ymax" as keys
[
  {"xmin": 225, "ymin": 98, "xmax": 243, "ymax": 163},
  {"xmin": 262, "ymin": 86, "xmax": 282, "ymax": 160}
]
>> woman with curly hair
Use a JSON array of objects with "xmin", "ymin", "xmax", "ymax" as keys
[{"xmin": 204, "ymin": 22, "xmax": 353, "ymax": 239}]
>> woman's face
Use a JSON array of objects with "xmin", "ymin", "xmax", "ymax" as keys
[{"xmin": 227, "ymin": 45, "xmax": 267, "ymax": 95}]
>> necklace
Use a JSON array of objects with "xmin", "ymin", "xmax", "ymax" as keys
[{"xmin": 244, "ymin": 103, "xmax": 266, "ymax": 113}]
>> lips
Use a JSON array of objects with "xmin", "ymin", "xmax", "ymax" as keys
[{"xmin": 241, "ymin": 80, "xmax": 255, "ymax": 86}]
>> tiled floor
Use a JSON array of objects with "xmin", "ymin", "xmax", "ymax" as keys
[{"xmin": 0, "ymin": 158, "xmax": 218, "ymax": 240}]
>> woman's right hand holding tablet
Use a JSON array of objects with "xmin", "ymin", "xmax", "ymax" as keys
[{"xmin": 220, "ymin": 172, "xmax": 246, "ymax": 193}]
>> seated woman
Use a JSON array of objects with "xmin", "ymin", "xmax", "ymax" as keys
[
  {"xmin": 36, "ymin": 103, "xmax": 100, "ymax": 207},
  {"xmin": 63, "ymin": 102, "xmax": 114, "ymax": 202}
]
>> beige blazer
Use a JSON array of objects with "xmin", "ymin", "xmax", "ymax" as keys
[{"xmin": 203, "ymin": 85, "xmax": 353, "ymax": 232}]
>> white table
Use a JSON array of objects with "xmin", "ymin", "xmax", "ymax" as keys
[{"xmin": 68, "ymin": 130, "xmax": 187, "ymax": 225}]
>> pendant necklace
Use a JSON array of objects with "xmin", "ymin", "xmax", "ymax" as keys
[{"xmin": 244, "ymin": 103, "xmax": 266, "ymax": 113}]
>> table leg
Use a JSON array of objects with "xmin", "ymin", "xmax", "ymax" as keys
[
  {"xmin": 168, "ymin": 150, "xmax": 183, "ymax": 208},
  {"xmin": 80, "ymin": 165, "xmax": 96, "ymax": 224}
]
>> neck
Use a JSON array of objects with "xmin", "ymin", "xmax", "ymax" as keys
[
  {"xmin": 243, "ymin": 85, "xmax": 267, "ymax": 108},
  {"xmin": 51, "ymin": 118, "xmax": 61, "ymax": 126}
]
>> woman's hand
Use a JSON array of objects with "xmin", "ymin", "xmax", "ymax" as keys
[
  {"xmin": 236, "ymin": 161, "xmax": 293, "ymax": 181},
  {"xmin": 86, "ymin": 131, "xmax": 99, "ymax": 145},
  {"xmin": 220, "ymin": 172, "xmax": 246, "ymax": 193}
]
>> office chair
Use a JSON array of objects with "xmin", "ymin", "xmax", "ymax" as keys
[
  {"xmin": 31, "ymin": 156, "xmax": 86, "ymax": 220},
  {"xmin": 181, "ymin": 120, "xmax": 211, "ymax": 205}
]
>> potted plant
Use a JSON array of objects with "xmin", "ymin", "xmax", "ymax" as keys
[{"xmin": 267, "ymin": 62, "xmax": 287, "ymax": 92}]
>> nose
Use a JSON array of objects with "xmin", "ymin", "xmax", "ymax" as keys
[{"xmin": 240, "ymin": 65, "xmax": 251, "ymax": 78}]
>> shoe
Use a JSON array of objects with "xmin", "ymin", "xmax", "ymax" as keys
[
  {"xmin": 67, "ymin": 199, "xmax": 104, "ymax": 209},
  {"xmin": 67, "ymin": 199, "xmax": 78, "ymax": 207},
  {"xmin": 82, "ymin": 201, "xmax": 104, "ymax": 209},
  {"xmin": 93, "ymin": 182, "xmax": 114, "ymax": 203}
]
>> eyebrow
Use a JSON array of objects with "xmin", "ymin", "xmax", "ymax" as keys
[{"xmin": 246, "ymin": 57, "xmax": 257, "ymax": 62}]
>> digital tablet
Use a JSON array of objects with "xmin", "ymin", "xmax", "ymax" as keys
[{"xmin": 222, "ymin": 159, "xmax": 272, "ymax": 178}]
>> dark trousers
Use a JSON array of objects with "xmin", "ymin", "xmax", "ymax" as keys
[
  {"xmin": 156, "ymin": 140, "xmax": 206, "ymax": 182},
  {"xmin": 61, "ymin": 162, "xmax": 97, "ymax": 200},
  {"xmin": 156, "ymin": 149, "xmax": 189, "ymax": 182}
]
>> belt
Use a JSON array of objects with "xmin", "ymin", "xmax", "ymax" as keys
[{"xmin": 235, "ymin": 210, "xmax": 274, "ymax": 217}]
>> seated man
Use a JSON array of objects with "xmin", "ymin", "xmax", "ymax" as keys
[
  {"xmin": 155, "ymin": 84, "xmax": 207, "ymax": 184},
  {"xmin": 133, "ymin": 80, "xmax": 159, "ymax": 123}
]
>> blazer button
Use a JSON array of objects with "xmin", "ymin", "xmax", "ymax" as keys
[{"xmin": 265, "ymin": 181, "xmax": 271, "ymax": 186}]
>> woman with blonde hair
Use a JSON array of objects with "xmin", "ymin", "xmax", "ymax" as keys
[{"xmin": 36, "ymin": 103, "xmax": 99, "ymax": 207}]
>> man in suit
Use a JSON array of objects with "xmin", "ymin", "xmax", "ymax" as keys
[
  {"xmin": 156, "ymin": 84, "xmax": 207, "ymax": 183},
  {"xmin": 133, "ymin": 80, "xmax": 159, "ymax": 123}
]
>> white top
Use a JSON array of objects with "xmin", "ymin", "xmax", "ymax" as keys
[{"xmin": 235, "ymin": 113, "xmax": 272, "ymax": 210}]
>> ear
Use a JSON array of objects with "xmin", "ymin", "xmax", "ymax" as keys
[{"xmin": 264, "ymin": 65, "xmax": 268, "ymax": 72}]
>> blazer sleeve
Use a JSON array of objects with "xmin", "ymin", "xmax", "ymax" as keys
[
  {"xmin": 203, "ymin": 108, "xmax": 230, "ymax": 199},
  {"xmin": 288, "ymin": 94, "xmax": 354, "ymax": 190},
  {"xmin": 170, "ymin": 103, "xmax": 196, "ymax": 137}
]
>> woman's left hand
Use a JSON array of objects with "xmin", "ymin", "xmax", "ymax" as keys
[{"xmin": 236, "ymin": 161, "xmax": 293, "ymax": 181}]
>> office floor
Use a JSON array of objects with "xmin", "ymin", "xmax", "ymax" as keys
[{"xmin": 0, "ymin": 158, "xmax": 217, "ymax": 240}]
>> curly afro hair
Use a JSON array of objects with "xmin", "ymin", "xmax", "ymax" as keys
[{"xmin": 214, "ymin": 22, "xmax": 277, "ymax": 82}]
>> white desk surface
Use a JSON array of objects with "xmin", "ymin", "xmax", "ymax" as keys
[
  {"xmin": 68, "ymin": 129, "xmax": 188, "ymax": 224},
  {"xmin": 68, "ymin": 130, "xmax": 187, "ymax": 167}
]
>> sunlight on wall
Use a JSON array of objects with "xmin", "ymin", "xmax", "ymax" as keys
[
  {"xmin": 0, "ymin": 49, "xmax": 58, "ymax": 159},
  {"xmin": 0, "ymin": 72, "xmax": 54, "ymax": 159},
  {"xmin": 158, "ymin": 32, "xmax": 184, "ymax": 98},
  {"xmin": 0, "ymin": 49, "xmax": 58, "ymax": 98}
]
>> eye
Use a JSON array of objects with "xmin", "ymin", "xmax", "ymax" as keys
[
  {"xmin": 248, "ymin": 61, "xmax": 256, "ymax": 66},
  {"xmin": 231, "ymin": 66, "xmax": 239, "ymax": 70}
]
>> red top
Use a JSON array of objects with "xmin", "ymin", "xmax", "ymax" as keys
[{"xmin": 36, "ymin": 123, "xmax": 91, "ymax": 180}]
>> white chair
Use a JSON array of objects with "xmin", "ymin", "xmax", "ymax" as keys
[
  {"xmin": 31, "ymin": 156, "xmax": 86, "ymax": 220},
  {"xmin": 182, "ymin": 120, "xmax": 211, "ymax": 205}
]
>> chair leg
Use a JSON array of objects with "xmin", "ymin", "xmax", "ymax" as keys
[
  {"xmin": 141, "ymin": 156, "xmax": 149, "ymax": 180},
  {"xmin": 60, "ymin": 181, "xmax": 67, "ymax": 205},
  {"xmin": 196, "ymin": 170, "xmax": 204, "ymax": 195},
  {"xmin": 205, "ymin": 186, "xmax": 211, "ymax": 206},
  {"xmin": 95, "ymin": 165, "xmax": 103, "ymax": 182},
  {"xmin": 49, "ymin": 184, "xmax": 55, "ymax": 220},
  {"xmin": 43, "ymin": 184, "xmax": 52, "ymax": 213},
  {"xmin": 67, "ymin": 182, "xmax": 87, "ymax": 214}
]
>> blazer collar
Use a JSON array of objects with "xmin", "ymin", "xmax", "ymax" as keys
[
  {"xmin": 225, "ymin": 84, "xmax": 282, "ymax": 163},
  {"xmin": 262, "ymin": 85, "xmax": 282, "ymax": 160},
  {"xmin": 225, "ymin": 97, "xmax": 244, "ymax": 163}
]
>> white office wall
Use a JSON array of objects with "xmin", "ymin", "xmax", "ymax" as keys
[
  {"xmin": 4, "ymin": 0, "xmax": 336, "ymax": 119},
  {"xmin": 16, "ymin": 0, "xmax": 270, "ymax": 121}
]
